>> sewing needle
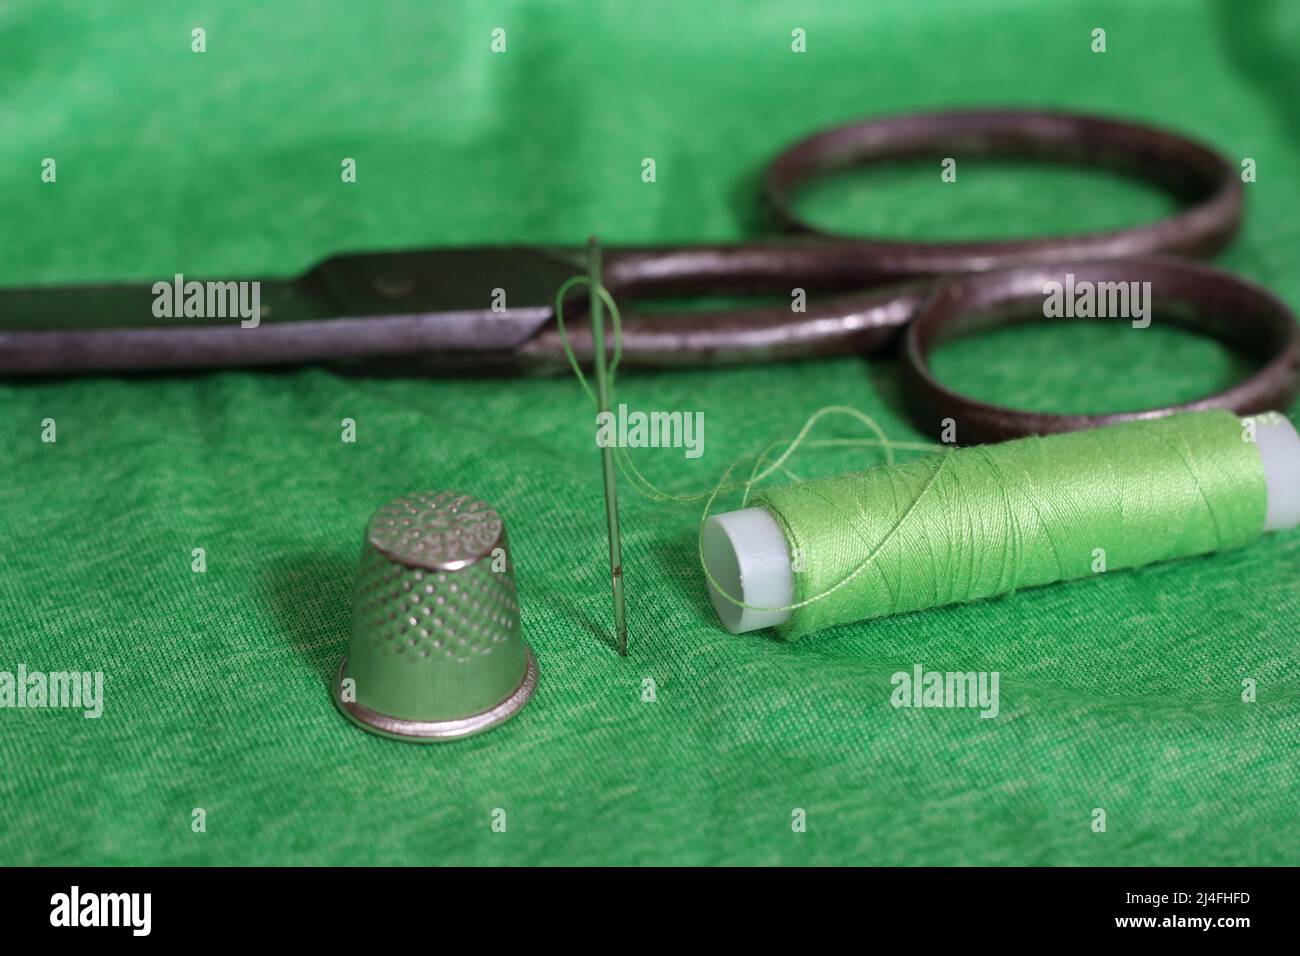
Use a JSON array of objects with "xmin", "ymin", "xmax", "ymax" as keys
[{"xmin": 587, "ymin": 237, "xmax": 628, "ymax": 656}]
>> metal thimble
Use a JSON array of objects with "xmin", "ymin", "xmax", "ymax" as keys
[{"xmin": 334, "ymin": 490, "xmax": 537, "ymax": 742}]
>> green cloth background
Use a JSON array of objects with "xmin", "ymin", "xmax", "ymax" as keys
[{"xmin": 2, "ymin": 0, "xmax": 1298, "ymax": 865}]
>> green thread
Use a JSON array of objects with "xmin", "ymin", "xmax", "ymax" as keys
[
  {"xmin": 757, "ymin": 410, "xmax": 1268, "ymax": 638},
  {"xmin": 554, "ymin": 275, "xmax": 622, "ymax": 403},
  {"xmin": 551, "ymin": 280, "xmax": 1268, "ymax": 640},
  {"xmin": 551, "ymin": 281, "xmax": 940, "ymax": 592}
]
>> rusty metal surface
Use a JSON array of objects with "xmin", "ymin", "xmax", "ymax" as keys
[
  {"xmin": 0, "ymin": 108, "xmax": 1288, "ymax": 441},
  {"xmin": 901, "ymin": 258, "xmax": 1300, "ymax": 443}
]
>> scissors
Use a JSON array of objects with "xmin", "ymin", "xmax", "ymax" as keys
[{"xmin": 3, "ymin": 109, "xmax": 1296, "ymax": 443}]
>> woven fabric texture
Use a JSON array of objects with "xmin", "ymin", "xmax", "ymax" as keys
[{"xmin": 1, "ymin": 0, "xmax": 1297, "ymax": 865}]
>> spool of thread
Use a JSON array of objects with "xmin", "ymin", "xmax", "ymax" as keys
[{"xmin": 703, "ymin": 410, "xmax": 1300, "ymax": 637}]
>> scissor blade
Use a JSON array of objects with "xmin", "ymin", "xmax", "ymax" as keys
[{"xmin": 0, "ymin": 247, "xmax": 582, "ymax": 375}]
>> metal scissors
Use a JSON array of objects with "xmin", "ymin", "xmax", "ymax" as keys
[{"xmin": 3, "ymin": 109, "xmax": 1297, "ymax": 442}]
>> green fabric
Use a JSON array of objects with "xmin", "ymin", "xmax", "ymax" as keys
[
  {"xmin": 759, "ymin": 411, "xmax": 1269, "ymax": 637},
  {"xmin": 2, "ymin": 0, "xmax": 1299, "ymax": 866}
]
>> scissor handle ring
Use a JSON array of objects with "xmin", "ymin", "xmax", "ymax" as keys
[
  {"xmin": 900, "ymin": 257, "xmax": 1300, "ymax": 444},
  {"xmin": 764, "ymin": 110, "xmax": 1243, "ymax": 276}
]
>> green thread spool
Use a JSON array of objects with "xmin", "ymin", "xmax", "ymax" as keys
[{"xmin": 703, "ymin": 410, "xmax": 1300, "ymax": 638}]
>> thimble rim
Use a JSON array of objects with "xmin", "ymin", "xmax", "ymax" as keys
[{"xmin": 333, "ymin": 647, "xmax": 538, "ymax": 743}]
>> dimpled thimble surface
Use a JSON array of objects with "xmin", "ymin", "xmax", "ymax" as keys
[{"xmin": 334, "ymin": 490, "xmax": 537, "ymax": 742}]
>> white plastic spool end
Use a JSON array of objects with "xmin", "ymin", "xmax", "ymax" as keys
[
  {"xmin": 1254, "ymin": 413, "xmax": 1300, "ymax": 532},
  {"xmin": 702, "ymin": 508, "xmax": 794, "ymax": 634}
]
